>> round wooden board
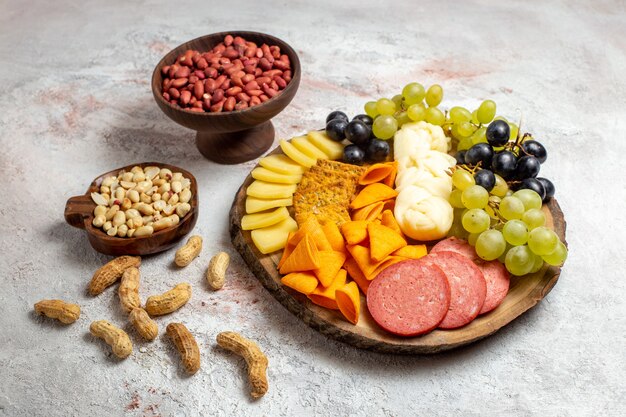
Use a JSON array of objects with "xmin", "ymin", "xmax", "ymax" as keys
[{"xmin": 229, "ymin": 145, "xmax": 567, "ymax": 354}]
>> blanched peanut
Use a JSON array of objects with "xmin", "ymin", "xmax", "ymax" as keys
[
  {"xmin": 167, "ymin": 193, "xmax": 179, "ymax": 205},
  {"xmin": 152, "ymin": 215, "xmax": 179, "ymax": 231},
  {"xmin": 151, "ymin": 193, "xmax": 162, "ymax": 202},
  {"xmin": 158, "ymin": 182, "xmax": 171, "ymax": 194},
  {"xmin": 93, "ymin": 215, "xmax": 106, "ymax": 228},
  {"xmin": 130, "ymin": 166, "xmax": 143, "ymax": 174},
  {"xmin": 125, "ymin": 208, "xmax": 141, "ymax": 219},
  {"xmin": 140, "ymin": 193, "xmax": 151, "ymax": 204},
  {"xmin": 103, "ymin": 221, "xmax": 113, "ymax": 232},
  {"xmin": 115, "ymin": 187, "xmax": 125, "ymax": 201},
  {"xmin": 153, "ymin": 200, "xmax": 166, "ymax": 212},
  {"xmin": 121, "ymin": 198, "xmax": 132, "ymax": 210},
  {"xmin": 102, "ymin": 176, "xmax": 116, "ymax": 187},
  {"xmin": 134, "ymin": 226, "xmax": 153, "ymax": 237},
  {"xmin": 179, "ymin": 188, "xmax": 191, "ymax": 203},
  {"xmin": 127, "ymin": 189, "xmax": 140, "ymax": 203},
  {"xmin": 105, "ymin": 205, "xmax": 119, "ymax": 221},
  {"xmin": 127, "ymin": 228, "xmax": 136, "ymax": 237},
  {"xmin": 107, "ymin": 226, "xmax": 118, "ymax": 236},
  {"xmin": 144, "ymin": 166, "xmax": 160, "ymax": 180},
  {"xmin": 94, "ymin": 205, "xmax": 107, "ymax": 216},
  {"xmin": 112, "ymin": 211, "xmax": 126, "ymax": 227},
  {"xmin": 176, "ymin": 203, "xmax": 191, "ymax": 218},
  {"xmin": 172, "ymin": 172, "xmax": 183, "ymax": 182},
  {"xmin": 122, "ymin": 172, "xmax": 134, "ymax": 182},
  {"xmin": 132, "ymin": 171, "xmax": 146, "ymax": 182},
  {"xmin": 160, "ymin": 168, "xmax": 172, "ymax": 179},
  {"xmin": 171, "ymin": 181, "xmax": 182, "ymax": 193},
  {"xmin": 136, "ymin": 203, "xmax": 154, "ymax": 215},
  {"xmin": 117, "ymin": 224, "xmax": 128, "ymax": 237}
]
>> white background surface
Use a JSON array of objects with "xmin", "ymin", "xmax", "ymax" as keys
[{"xmin": 1, "ymin": 0, "xmax": 624, "ymax": 416}]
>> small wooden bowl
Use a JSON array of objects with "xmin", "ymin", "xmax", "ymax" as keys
[
  {"xmin": 64, "ymin": 162, "xmax": 198, "ymax": 256},
  {"xmin": 151, "ymin": 31, "xmax": 301, "ymax": 164}
]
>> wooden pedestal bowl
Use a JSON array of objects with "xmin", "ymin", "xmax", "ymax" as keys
[
  {"xmin": 64, "ymin": 162, "xmax": 198, "ymax": 256},
  {"xmin": 151, "ymin": 31, "xmax": 301, "ymax": 164}
]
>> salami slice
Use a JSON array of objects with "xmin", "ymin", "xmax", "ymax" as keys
[
  {"xmin": 367, "ymin": 259, "xmax": 450, "ymax": 337},
  {"xmin": 422, "ymin": 251, "xmax": 487, "ymax": 329},
  {"xmin": 478, "ymin": 260, "xmax": 510, "ymax": 314},
  {"xmin": 431, "ymin": 237, "xmax": 478, "ymax": 261}
]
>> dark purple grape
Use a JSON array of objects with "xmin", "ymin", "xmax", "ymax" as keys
[
  {"xmin": 537, "ymin": 177, "xmax": 555, "ymax": 201},
  {"xmin": 517, "ymin": 178, "xmax": 546, "ymax": 200},
  {"xmin": 521, "ymin": 140, "xmax": 547, "ymax": 164},
  {"xmin": 465, "ymin": 143, "xmax": 494, "ymax": 169},
  {"xmin": 343, "ymin": 144, "xmax": 365, "ymax": 165},
  {"xmin": 326, "ymin": 110, "xmax": 348, "ymax": 124},
  {"xmin": 352, "ymin": 114, "xmax": 373, "ymax": 127},
  {"xmin": 345, "ymin": 120, "xmax": 372, "ymax": 146},
  {"xmin": 326, "ymin": 119, "xmax": 348, "ymax": 142},
  {"xmin": 455, "ymin": 151, "xmax": 466, "ymax": 165},
  {"xmin": 491, "ymin": 150, "xmax": 517, "ymax": 180},
  {"xmin": 474, "ymin": 169, "xmax": 496, "ymax": 191},
  {"xmin": 514, "ymin": 155, "xmax": 541, "ymax": 179},
  {"xmin": 486, "ymin": 120, "xmax": 510, "ymax": 147},
  {"xmin": 365, "ymin": 139, "xmax": 390, "ymax": 162}
]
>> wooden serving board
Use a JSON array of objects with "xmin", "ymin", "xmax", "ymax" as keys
[{"xmin": 229, "ymin": 145, "xmax": 567, "ymax": 354}]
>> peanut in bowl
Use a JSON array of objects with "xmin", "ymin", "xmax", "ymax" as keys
[{"xmin": 64, "ymin": 162, "xmax": 198, "ymax": 256}]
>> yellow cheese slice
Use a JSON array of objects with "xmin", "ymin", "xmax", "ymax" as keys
[
  {"xmin": 246, "ymin": 180, "xmax": 298, "ymax": 199},
  {"xmin": 251, "ymin": 216, "xmax": 298, "ymax": 254},
  {"xmin": 259, "ymin": 154, "xmax": 306, "ymax": 175},
  {"xmin": 307, "ymin": 130, "xmax": 345, "ymax": 160},
  {"xmin": 251, "ymin": 167, "xmax": 302, "ymax": 184},
  {"xmin": 291, "ymin": 136, "xmax": 329, "ymax": 160},
  {"xmin": 246, "ymin": 196, "xmax": 293, "ymax": 214},
  {"xmin": 280, "ymin": 139, "xmax": 316, "ymax": 168},
  {"xmin": 241, "ymin": 206, "xmax": 290, "ymax": 231}
]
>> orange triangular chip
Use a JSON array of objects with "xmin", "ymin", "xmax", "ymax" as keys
[
  {"xmin": 346, "ymin": 244, "xmax": 405, "ymax": 280},
  {"xmin": 279, "ymin": 235, "xmax": 320, "ymax": 274},
  {"xmin": 344, "ymin": 257, "xmax": 370, "ymax": 294},
  {"xmin": 393, "ymin": 244, "xmax": 427, "ymax": 260},
  {"xmin": 289, "ymin": 217, "xmax": 332, "ymax": 251},
  {"xmin": 313, "ymin": 250, "xmax": 346, "ymax": 287},
  {"xmin": 359, "ymin": 163, "xmax": 395, "ymax": 185},
  {"xmin": 368, "ymin": 223, "xmax": 407, "ymax": 262},
  {"xmin": 277, "ymin": 231, "xmax": 297, "ymax": 268},
  {"xmin": 336, "ymin": 281, "xmax": 360, "ymax": 325},
  {"xmin": 351, "ymin": 201, "xmax": 385, "ymax": 221},
  {"xmin": 381, "ymin": 209, "xmax": 403, "ymax": 237},
  {"xmin": 321, "ymin": 222, "xmax": 345, "ymax": 254},
  {"xmin": 349, "ymin": 183, "xmax": 398, "ymax": 210},
  {"xmin": 308, "ymin": 269, "xmax": 347, "ymax": 310},
  {"xmin": 280, "ymin": 272, "xmax": 319, "ymax": 295},
  {"xmin": 382, "ymin": 161, "xmax": 398, "ymax": 187},
  {"xmin": 340, "ymin": 221, "xmax": 369, "ymax": 245}
]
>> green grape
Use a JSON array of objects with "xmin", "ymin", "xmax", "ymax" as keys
[
  {"xmin": 402, "ymin": 82, "xmax": 426, "ymax": 105},
  {"xmin": 376, "ymin": 98, "xmax": 396, "ymax": 115},
  {"xmin": 395, "ymin": 111, "xmax": 411, "ymax": 127},
  {"xmin": 505, "ymin": 245, "xmax": 535, "ymax": 276},
  {"xmin": 471, "ymin": 109, "xmax": 480, "ymax": 124},
  {"xmin": 542, "ymin": 241, "xmax": 568, "ymax": 266},
  {"xmin": 450, "ymin": 124, "xmax": 466, "ymax": 140},
  {"xmin": 498, "ymin": 243, "xmax": 512, "ymax": 263},
  {"xmin": 468, "ymin": 232, "xmax": 480, "ymax": 246},
  {"xmin": 502, "ymin": 220, "xmax": 529, "ymax": 246},
  {"xmin": 407, "ymin": 103, "xmax": 426, "ymax": 121},
  {"xmin": 457, "ymin": 121, "xmax": 474, "ymax": 137},
  {"xmin": 425, "ymin": 107, "xmax": 445, "ymax": 126},
  {"xmin": 365, "ymin": 101, "xmax": 379, "ymax": 118},
  {"xmin": 449, "ymin": 189, "xmax": 465, "ymax": 208},
  {"xmin": 529, "ymin": 253, "xmax": 544, "ymax": 273},
  {"xmin": 448, "ymin": 106, "xmax": 472, "ymax": 124},
  {"xmin": 476, "ymin": 100, "xmax": 496, "ymax": 124},
  {"xmin": 475, "ymin": 229, "xmax": 507, "ymax": 261},
  {"xmin": 457, "ymin": 137, "xmax": 473, "ymax": 151},
  {"xmin": 505, "ymin": 189, "xmax": 514, "ymax": 197},
  {"xmin": 499, "ymin": 196, "xmax": 525, "ymax": 220},
  {"xmin": 509, "ymin": 122, "xmax": 519, "ymax": 140},
  {"xmin": 425, "ymin": 84, "xmax": 443, "ymax": 107},
  {"xmin": 462, "ymin": 208, "xmax": 490, "ymax": 233},
  {"xmin": 491, "ymin": 174, "xmax": 509, "ymax": 197},
  {"xmin": 392, "ymin": 94, "xmax": 404, "ymax": 110},
  {"xmin": 513, "ymin": 189, "xmax": 542, "ymax": 211},
  {"xmin": 522, "ymin": 208, "xmax": 546, "ymax": 230},
  {"xmin": 461, "ymin": 185, "xmax": 489, "ymax": 209},
  {"xmin": 527, "ymin": 226, "xmax": 559, "ymax": 256},
  {"xmin": 470, "ymin": 126, "xmax": 487, "ymax": 144},
  {"xmin": 452, "ymin": 170, "xmax": 475, "ymax": 191},
  {"xmin": 372, "ymin": 115, "xmax": 398, "ymax": 140},
  {"xmin": 447, "ymin": 221, "xmax": 468, "ymax": 239}
]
